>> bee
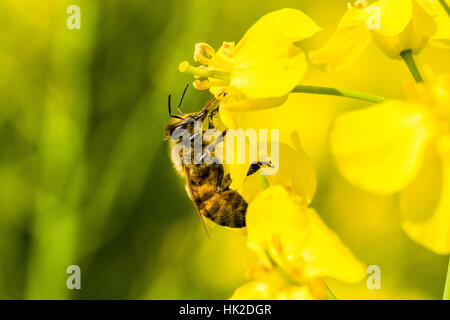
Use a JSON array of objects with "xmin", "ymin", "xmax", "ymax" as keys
[{"xmin": 166, "ymin": 85, "xmax": 267, "ymax": 231}]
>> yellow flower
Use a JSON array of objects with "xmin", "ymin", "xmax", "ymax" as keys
[
  {"xmin": 222, "ymin": 128, "xmax": 317, "ymax": 206},
  {"xmin": 219, "ymin": 95, "xmax": 318, "ymax": 204},
  {"xmin": 230, "ymin": 281, "xmax": 321, "ymax": 300},
  {"xmin": 417, "ymin": 0, "xmax": 450, "ymax": 48},
  {"xmin": 230, "ymin": 186, "xmax": 366, "ymax": 300},
  {"xmin": 179, "ymin": 8, "xmax": 321, "ymax": 111},
  {"xmin": 330, "ymin": 73, "xmax": 450, "ymax": 254},
  {"xmin": 309, "ymin": 0, "xmax": 444, "ymax": 72}
]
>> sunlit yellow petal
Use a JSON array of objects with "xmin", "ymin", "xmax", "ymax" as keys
[
  {"xmin": 298, "ymin": 208, "xmax": 366, "ymax": 283},
  {"xmin": 267, "ymin": 133, "xmax": 317, "ymax": 206},
  {"xmin": 403, "ymin": 135, "xmax": 450, "ymax": 254},
  {"xmin": 246, "ymin": 186, "xmax": 309, "ymax": 260},
  {"xmin": 229, "ymin": 281, "xmax": 280, "ymax": 300},
  {"xmin": 231, "ymin": 9, "xmax": 320, "ymax": 99},
  {"xmin": 309, "ymin": 5, "xmax": 371, "ymax": 72},
  {"xmin": 372, "ymin": 0, "xmax": 413, "ymax": 37},
  {"xmin": 399, "ymin": 141, "xmax": 442, "ymax": 224},
  {"xmin": 277, "ymin": 286, "xmax": 318, "ymax": 300},
  {"xmin": 416, "ymin": 0, "xmax": 450, "ymax": 47},
  {"xmin": 220, "ymin": 100, "xmax": 317, "ymax": 203},
  {"xmin": 370, "ymin": 0, "xmax": 436, "ymax": 58},
  {"xmin": 247, "ymin": 186, "xmax": 365, "ymax": 284},
  {"xmin": 330, "ymin": 101, "xmax": 433, "ymax": 194}
]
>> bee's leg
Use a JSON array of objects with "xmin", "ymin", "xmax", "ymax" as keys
[
  {"xmin": 216, "ymin": 165, "xmax": 231, "ymax": 192},
  {"xmin": 198, "ymin": 129, "xmax": 227, "ymax": 163},
  {"xmin": 246, "ymin": 161, "xmax": 273, "ymax": 176}
]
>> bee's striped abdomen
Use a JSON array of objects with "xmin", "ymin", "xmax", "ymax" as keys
[{"xmin": 200, "ymin": 190, "xmax": 247, "ymax": 228}]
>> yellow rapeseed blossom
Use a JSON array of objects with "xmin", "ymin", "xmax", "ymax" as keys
[
  {"xmin": 330, "ymin": 73, "xmax": 450, "ymax": 254},
  {"xmin": 230, "ymin": 186, "xmax": 366, "ymax": 299},
  {"xmin": 222, "ymin": 127, "xmax": 317, "ymax": 206},
  {"xmin": 218, "ymin": 95, "xmax": 319, "ymax": 204},
  {"xmin": 418, "ymin": 0, "xmax": 450, "ymax": 47},
  {"xmin": 179, "ymin": 8, "xmax": 321, "ymax": 110},
  {"xmin": 230, "ymin": 281, "xmax": 320, "ymax": 300},
  {"xmin": 309, "ymin": 0, "xmax": 448, "ymax": 72}
]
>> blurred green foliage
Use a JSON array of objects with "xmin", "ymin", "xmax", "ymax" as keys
[{"xmin": 0, "ymin": 0, "xmax": 448, "ymax": 299}]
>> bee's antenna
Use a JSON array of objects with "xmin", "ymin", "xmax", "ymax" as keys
[
  {"xmin": 177, "ymin": 84, "xmax": 189, "ymax": 115},
  {"xmin": 168, "ymin": 94, "xmax": 182, "ymax": 119}
]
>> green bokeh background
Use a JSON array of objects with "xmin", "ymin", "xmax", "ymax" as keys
[{"xmin": 0, "ymin": 0, "xmax": 448, "ymax": 299}]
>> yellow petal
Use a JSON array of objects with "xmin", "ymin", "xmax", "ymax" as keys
[
  {"xmin": 370, "ymin": 0, "xmax": 437, "ymax": 58},
  {"xmin": 399, "ymin": 140, "xmax": 442, "ymax": 225},
  {"xmin": 267, "ymin": 132, "xmax": 317, "ymax": 206},
  {"xmin": 298, "ymin": 208, "xmax": 366, "ymax": 283},
  {"xmin": 231, "ymin": 9, "xmax": 320, "ymax": 99},
  {"xmin": 330, "ymin": 100, "xmax": 432, "ymax": 194},
  {"xmin": 247, "ymin": 186, "xmax": 365, "ymax": 284},
  {"xmin": 246, "ymin": 186, "xmax": 309, "ymax": 259},
  {"xmin": 220, "ymin": 103, "xmax": 317, "ymax": 203},
  {"xmin": 230, "ymin": 281, "xmax": 317, "ymax": 300},
  {"xmin": 219, "ymin": 93, "xmax": 289, "ymax": 112},
  {"xmin": 277, "ymin": 286, "xmax": 318, "ymax": 300},
  {"xmin": 403, "ymin": 135, "xmax": 450, "ymax": 254},
  {"xmin": 229, "ymin": 281, "xmax": 280, "ymax": 300},
  {"xmin": 416, "ymin": 0, "xmax": 450, "ymax": 47},
  {"xmin": 372, "ymin": 0, "xmax": 413, "ymax": 37},
  {"xmin": 222, "ymin": 130, "xmax": 316, "ymax": 204},
  {"xmin": 309, "ymin": 5, "xmax": 371, "ymax": 72}
]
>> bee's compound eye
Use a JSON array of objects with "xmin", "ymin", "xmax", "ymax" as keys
[{"xmin": 185, "ymin": 117, "xmax": 195, "ymax": 125}]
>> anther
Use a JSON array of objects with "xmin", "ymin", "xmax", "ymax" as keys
[
  {"xmin": 214, "ymin": 88, "xmax": 228, "ymax": 100},
  {"xmin": 194, "ymin": 43, "xmax": 215, "ymax": 65},
  {"xmin": 193, "ymin": 79, "xmax": 211, "ymax": 90},
  {"xmin": 221, "ymin": 41, "xmax": 235, "ymax": 58}
]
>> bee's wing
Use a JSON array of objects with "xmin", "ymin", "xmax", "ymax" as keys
[{"xmin": 183, "ymin": 164, "xmax": 210, "ymax": 238}]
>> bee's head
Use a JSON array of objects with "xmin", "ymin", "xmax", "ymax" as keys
[
  {"xmin": 165, "ymin": 114, "xmax": 197, "ymax": 139},
  {"xmin": 166, "ymin": 85, "xmax": 218, "ymax": 139}
]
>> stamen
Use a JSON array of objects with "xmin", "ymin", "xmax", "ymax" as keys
[
  {"xmin": 221, "ymin": 41, "xmax": 235, "ymax": 58},
  {"xmin": 214, "ymin": 88, "xmax": 228, "ymax": 100},
  {"xmin": 194, "ymin": 43, "xmax": 215, "ymax": 65},
  {"xmin": 354, "ymin": 0, "xmax": 369, "ymax": 8},
  {"xmin": 193, "ymin": 79, "xmax": 211, "ymax": 90},
  {"xmin": 208, "ymin": 53, "xmax": 235, "ymax": 72},
  {"xmin": 209, "ymin": 79, "xmax": 230, "ymax": 88},
  {"xmin": 179, "ymin": 61, "xmax": 230, "ymax": 81},
  {"xmin": 194, "ymin": 66, "xmax": 209, "ymax": 79}
]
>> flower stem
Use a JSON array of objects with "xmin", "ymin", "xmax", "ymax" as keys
[
  {"xmin": 439, "ymin": 0, "xmax": 450, "ymax": 17},
  {"xmin": 258, "ymin": 174, "xmax": 270, "ymax": 189},
  {"xmin": 400, "ymin": 49, "xmax": 424, "ymax": 83},
  {"xmin": 326, "ymin": 284, "xmax": 338, "ymax": 300},
  {"xmin": 444, "ymin": 257, "xmax": 450, "ymax": 300},
  {"xmin": 292, "ymin": 85, "xmax": 385, "ymax": 103}
]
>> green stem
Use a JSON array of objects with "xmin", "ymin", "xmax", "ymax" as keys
[
  {"xmin": 444, "ymin": 257, "xmax": 450, "ymax": 300},
  {"xmin": 258, "ymin": 174, "xmax": 269, "ymax": 189},
  {"xmin": 326, "ymin": 284, "xmax": 338, "ymax": 300},
  {"xmin": 439, "ymin": 0, "xmax": 450, "ymax": 17},
  {"xmin": 400, "ymin": 49, "xmax": 424, "ymax": 83},
  {"xmin": 292, "ymin": 85, "xmax": 385, "ymax": 104}
]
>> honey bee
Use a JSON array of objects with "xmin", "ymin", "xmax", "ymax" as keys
[{"xmin": 166, "ymin": 85, "xmax": 267, "ymax": 231}]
